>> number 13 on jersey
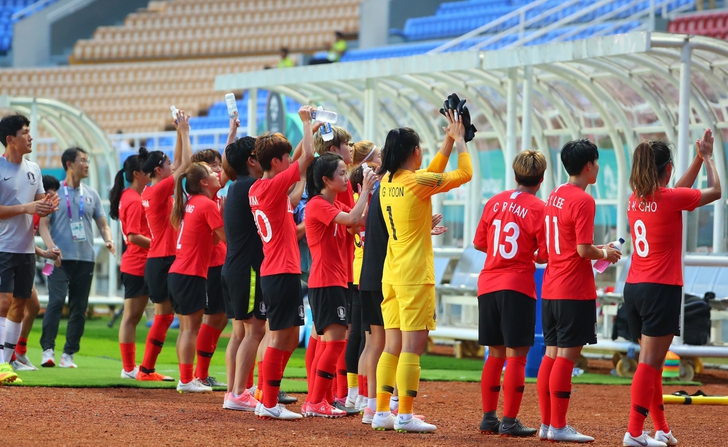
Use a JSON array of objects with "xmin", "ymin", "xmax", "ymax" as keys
[{"xmin": 492, "ymin": 219, "xmax": 520, "ymax": 259}]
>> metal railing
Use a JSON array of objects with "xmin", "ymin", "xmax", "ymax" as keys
[
  {"xmin": 428, "ymin": 0, "xmax": 695, "ymax": 54},
  {"xmin": 10, "ymin": 0, "xmax": 58, "ymax": 21}
]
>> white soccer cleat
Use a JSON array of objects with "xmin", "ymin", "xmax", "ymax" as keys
[
  {"xmin": 623, "ymin": 431, "xmax": 667, "ymax": 447},
  {"xmin": 176, "ymin": 378, "xmax": 213, "ymax": 393},
  {"xmin": 14, "ymin": 354, "xmax": 38, "ymax": 371},
  {"xmin": 59, "ymin": 353, "xmax": 77, "ymax": 368},
  {"xmin": 257, "ymin": 403, "xmax": 303, "ymax": 420},
  {"xmin": 371, "ymin": 412, "xmax": 396, "ymax": 431},
  {"xmin": 120, "ymin": 366, "xmax": 139, "ymax": 379},
  {"xmin": 548, "ymin": 425, "xmax": 594, "ymax": 443},
  {"xmin": 394, "ymin": 415, "xmax": 436, "ymax": 433},
  {"xmin": 654, "ymin": 430, "xmax": 678, "ymax": 446},
  {"xmin": 539, "ymin": 423, "xmax": 550, "ymax": 440}
]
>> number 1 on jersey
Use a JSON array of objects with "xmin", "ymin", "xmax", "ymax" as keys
[
  {"xmin": 386, "ymin": 205, "xmax": 398, "ymax": 241},
  {"xmin": 545, "ymin": 215, "xmax": 560, "ymax": 255}
]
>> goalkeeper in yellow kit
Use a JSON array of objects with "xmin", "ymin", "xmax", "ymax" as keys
[{"xmin": 371, "ymin": 109, "xmax": 472, "ymax": 433}]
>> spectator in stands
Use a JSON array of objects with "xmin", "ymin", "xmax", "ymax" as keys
[
  {"xmin": 621, "ymin": 131, "xmax": 721, "ymax": 447},
  {"xmin": 0, "ymin": 113, "xmax": 57, "ymax": 383},
  {"xmin": 309, "ymin": 31, "xmax": 347, "ymax": 64},
  {"xmin": 278, "ymin": 47, "xmax": 295, "ymax": 68},
  {"xmin": 39, "ymin": 147, "xmax": 116, "ymax": 369},
  {"xmin": 696, "ymin": 0, "xmax": 716, "ymax": 10}
]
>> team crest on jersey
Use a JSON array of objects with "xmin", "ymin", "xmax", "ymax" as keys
[
  {"xmin": 27, "ymin": 171, "xmax": 36, "ymax": 184},
  {"xmin": 260, "ymin": 302, "xmax": 267, "ymax": 315},
  {"xmin": 337, "ymin": 306, "xmax": 346, "ymax": 320},
  {"xmin": 298, "ymin": 305, "xmax": 305, "ymax": 318}
]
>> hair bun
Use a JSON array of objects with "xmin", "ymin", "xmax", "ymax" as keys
[{"xmin": 138, "ymin": 146, "xmax": 149, "ymax": 161}]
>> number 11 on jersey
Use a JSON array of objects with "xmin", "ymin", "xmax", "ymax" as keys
[{"xmin": 545, "ymin": 215, "xmax": 560, "ymax": 255}]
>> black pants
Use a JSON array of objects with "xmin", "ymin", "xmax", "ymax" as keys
[{"xmin": 40, "ymin": 260, "xmax": 95, "ymax": 355}]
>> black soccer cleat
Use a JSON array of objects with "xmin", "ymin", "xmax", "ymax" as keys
[
  {"xmin": 499, "ymin": 418, "xmax": 538, "ymax": 437},
  {"xmin": 479, "ymin": 414, "xmax": 501, "ymax": 435}
]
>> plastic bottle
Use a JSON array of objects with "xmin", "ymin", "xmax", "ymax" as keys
[
  {"xmin": 311, "ymin": 107, "xmax": 337, "ymax": 124},
  {"xmin": 320, "ymin": 122, "xmax": 334, "ymax": 142},
  {"xmin": 224, "ymin": 93, "xmax": 238, "ymax": 119},
  {"xmin": 43, "ymin": 258, "xmax": 55, "ymax": 276},
  {"xmin": 170, "ymin": 105, "xmax": 179, "ymax": 121},
  {"xmin": 594, "ymin": 237, "xmax": 624, "ymax": 273}
]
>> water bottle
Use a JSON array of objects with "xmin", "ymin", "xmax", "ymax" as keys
[
  {"xmin": 320, "ymin": 122, "xmax": 334, "ymax": 142},
  {"xmin": 594, "ymin": 237, "xmax": 624, "ymax": 273},
  {"xmin": 311, "ymin": 107, "xmax": 337, "ymax": 124},
  {"xmin": 225, "ymin": 93, "xmax": 238, "ymax": 119},
  {"xmin": 170, "ymin": 105, "xmax": 179, "ymax": 121},
  {"xmin": 43, "ymin": 258, "xmax": 55, "ymax": 276}
]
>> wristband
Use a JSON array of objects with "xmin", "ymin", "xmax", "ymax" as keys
[{"xmin": 601, "ymin": 248, "xmax": 608, "ymax": 260}]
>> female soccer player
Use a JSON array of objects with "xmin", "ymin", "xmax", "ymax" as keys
[
  {"xmin": 622, "ymin": 130, "xmax": 721, "ymax": 447},
  {"xmin": 169, "ymin": 162, "xmax": 224, "ymax": 393},
  {"xmin": 302, "ymin": 152, "xmax": 374, "ymax": 418},
  {"xmin": 109, "ymin": 150, "xmax": 151, "ymax": 379},
  {"xmin": 474, "ymin": 150, "xmax": 548, "ymax": 437},
  {"xmin": 372, "ymin": 110, "xmax": 472, "ymax": 433},
  {"xmin": 189, "ymin": 149, "xmax": 228, "ymax": 388},
  {"xmin": 249, "ymin": 105, "xmax": 315, "ymax": 420},
  {"xmin": 137, "ymin": 110, "xmax": 192, "ymax": 381}
]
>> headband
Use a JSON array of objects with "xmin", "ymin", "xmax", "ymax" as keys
[{"xmin": 361, "ymin": 145, "xmax": 377, "ymax": 164}]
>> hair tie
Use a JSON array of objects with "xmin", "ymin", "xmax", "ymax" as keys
[{"xmin": 361, "ymin": 145, "xmax": 377, "ymax": 164}]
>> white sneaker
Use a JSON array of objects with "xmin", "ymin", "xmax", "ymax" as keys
[
  {"xmin": 257, "ymin": 403, "xmax": 302, "ymax": 420},
  {"xmin": 120, "ymin": 366, "xmax": 139, "ymax": 379},
  {"xmin": 41, "ymin": 349, "xmax": 55, "ymax": 367},
  {"xmin": 10, "ymin": 360, "xmax": 36, "ymax": 372},
  {"xmin": 176, "ymin": 378, "xmax": 213, "ymax": 393},
  {"xmin": 254, "ymin": 401, "xmax": 263, "ymax": 417},
  {"xmin": 539, "ymin": 423, "xmax": 550, "ymax": 440},
  {"xmin": 394, "ymin": 415, "xmax": 437, "ymax": 433},
  {"xmin": 362, "ymin": 407, "xmax": 374, "ymax": 425},
  {"xmin": 357, "ymin": 396, "xmax": 368, "ymax": 412},
  {"xmin": 372, "ymin": 412, "xmax": 396, "ymax": 431},
  {"xmin": 14, "ymin": 354, "xmax": 38, "ymax": 371},
  {"xmin": 655, "ymin": 430, "xmax": 678, "ymax": 446},
  {"xmin": 623, "ymin": 432, "xmax": 667, "ymax": 447},
  {"xmin": 59, "ymin": 353, "xmax": 77, "ymax": 368},
  {"xmin": 548, "ymin": 425, "xmax": 594, "ymax": 443}
]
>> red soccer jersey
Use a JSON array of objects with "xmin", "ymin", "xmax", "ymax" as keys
[
  {"xmin": 119, "ymin": 188, "xmax": 151, "ymax": 276},
  {"xmin": 169, "ymin": 194, "xmax": 224, "ymax": 278},
  {"xmin": 474, "ymin": 190, "xmax": 547, "ymax": 299},
  {"xmin": 626, "ymin": 187, "xmax": 701, "ymax": 286},
  {"xmin": 210, "ymin": 194, "xmax": 226, "ymax": 267},
  {"xmin": 142, "ymin": 175, "xmax": 177, "ymax": 258},
  {"xmin": 542, "ymin": 183, "xmax": 597, "ymax": 300},
  {"xmin": 249, "ymin": 162, "xmax": 301, "ymax": 276},
  {"xmin": 305, "ymin": 195, "xmax": 351, "ymax": 288},
  {"xmin": 336, "ymin": 182, "xmax": 356, "ymax": 284}
]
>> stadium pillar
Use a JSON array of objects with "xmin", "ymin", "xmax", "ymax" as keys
[
  {"xmin": 363, "ymin": 78, "xmax": 378, "ymax": 145},
  {"xmin": 505, "ymin": 67, "xmax": 518, "ymax": 190},
  {"xmin": 247, "ymin": 88, "xmax": 258, "ymax": 136},
  {"xmin": 675, "ymin": 42, "xmax": 692, "ymax": 345},
  {"xmin": 521, "ymin": 65, "xmax": 533, "ymax": 153}
]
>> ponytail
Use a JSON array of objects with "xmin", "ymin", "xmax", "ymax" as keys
[
  {"xmin": 108, "ymin": 169, "xmax": 125, "ymax": 220},
  {"xmin": 170, "ymin": 172, "xmax": 188, "ymax": 230},
  {"xmin": 306, "ymin": 152, "xmax": 342, "ymax": 198},
  {"xmin": 109, "ymin": 152, "xmax": 144, "ymax": 221},
  {"xmin": 377, "ymin": 127, "xmax": 420, "ymax": 182},
  {"xmin": 170, "ymin": 162, "xmax": 210, "ymax": 229},
  {"xmin": 630, "ymin": 140, "xmax": 672, "ymax": 201}
]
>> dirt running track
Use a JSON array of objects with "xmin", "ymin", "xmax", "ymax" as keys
[{"xmin": 3, "ymin": 378, "xmax": 728, "ymax": 446}]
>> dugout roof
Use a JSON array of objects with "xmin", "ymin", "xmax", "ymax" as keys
[{"xmin": 216, "ymin": 31, "xmax": 728, "ymax": 252}]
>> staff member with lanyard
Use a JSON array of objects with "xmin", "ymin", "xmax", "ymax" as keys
[{"xmin": 39, "ymin": 147, "xmax": 115, "ymax": 369}]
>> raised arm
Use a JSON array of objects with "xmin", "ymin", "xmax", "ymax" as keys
[
  {"xmin": 293, "ymin": 121, "xmax": 323, "ymax": 162},
  {"xmin": 695, "ymin": 128, "xmax": 722, "ymax": 207},
  {"xmin": 297, "ymin": 106, "xmax": 316, "ymax": 176},
  {"xmin": 334, "ymin": 170, "xmax": 375, "ymax": 227},
  {"xmin": 172, "ymin": 111, "xmax": 192, "ymax": 180}
]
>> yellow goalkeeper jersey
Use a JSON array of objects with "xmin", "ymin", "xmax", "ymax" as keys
[{"xmin": 380, "ymin": 151, "xmax": 472, "ymax": 286}]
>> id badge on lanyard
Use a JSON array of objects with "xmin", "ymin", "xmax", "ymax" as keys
[{"xmin": 64, "ymin": 181, "xmax": 86, "ymax": 243}]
